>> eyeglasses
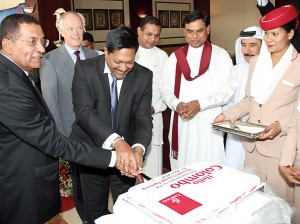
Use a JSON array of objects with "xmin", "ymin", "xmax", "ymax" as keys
[{"xmin": 13, "ymin": 38, "xmax": 50, "ymax": 48}]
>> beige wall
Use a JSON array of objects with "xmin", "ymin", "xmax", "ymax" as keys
[
  {"xmin": 73, "ymin": 0, "xmax": 276, "ymax": 53},
  {"xmin": 0, "ymin": 0, "xmax": 25, "ymax": 10},
  {"xmin": 74, "ymin": 0, "xmax": 193, "ymax": 49},
  {"xmin": 152, "ymin": 0, "xmax": 193, "ymax": 46},
  {"xmin": 210, "ymin": 0, "xmax": 275, "ymax": 56},
  {"xmin": 73, "ymin": 0, "xmax": 130, "ymax": 50}
]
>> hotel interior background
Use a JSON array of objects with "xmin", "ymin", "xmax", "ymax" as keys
[{"xmin": 1, "ymin": 0, "xmax": 276, "ymax": 57}]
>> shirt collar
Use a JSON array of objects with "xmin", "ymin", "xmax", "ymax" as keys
[
  {"xmin": 104, "ymin": 61, "xmax": 111, "ymax": 74},
  {"xmin": 64, "ymin": 44, "xmax": 83, "ymax": 56}
]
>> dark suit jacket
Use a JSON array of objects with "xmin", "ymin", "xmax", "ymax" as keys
[
  {"xmin": 0, "ymin": 53, "xmax": 112, "ymax": 224},
  {"xmin": 70, "ymin": 55, "xmax": 153, "ymax": 156}
]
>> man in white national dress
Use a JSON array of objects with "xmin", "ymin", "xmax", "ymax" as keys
[
  {"xmin": 160, "ymin": 10, "xmax": 236, "ymax": 170},
  {"xmin": 224, "ymin": 26, "xmax": 262, "ymax": 169},
  {"xmin": 135, "ymin": 16, "xmax": 168, "ymax": 177}
]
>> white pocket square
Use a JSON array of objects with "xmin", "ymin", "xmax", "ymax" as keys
[{"xmin": 282, "ymin": 80, "xmax": 295, "ymax": 88}]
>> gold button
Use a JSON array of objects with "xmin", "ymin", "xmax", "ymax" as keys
[{"xmin": 258, "ymin": 120, "xmax": 261, "ymax": 123}]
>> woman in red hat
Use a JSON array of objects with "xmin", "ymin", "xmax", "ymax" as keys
[
  {"xmin": 256, "ymin": 0, "xmax": 300, "ymax": 52},
  {"xmin": 215, "ymin": 4, "xmax": 300, "ymax": 222}
]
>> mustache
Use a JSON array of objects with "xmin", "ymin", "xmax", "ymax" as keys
[{"xmin": 244, "ymin": 53, "xmax": 255, "ymax": 57}]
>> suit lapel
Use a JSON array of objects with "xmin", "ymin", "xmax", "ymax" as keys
[
  {"xmin": 117, "ymin": 65, "xmax": 136, "ymax": 120},
  {"xmin": 279, "ymin": 49, "xmax": 298, "ymax": 80},
  {"xmin": 265, "ymin": 49, "xmax": 298, "ymax": 103},
  {"xmin": 82, "ymin": 47, "xmax": 94, "ymax": 59},
  {"xmin": 97, "ymin": 57, "xmax": 111, "ymax": 107},
  {"xmin": 99, "ymin": 57, "xmax": 136, "ymax": 129},
  {"xmin": 99, "ymin": 57, "xmax": 138, "ymax": 129},
  {"xmin": 60, "ymin": 46, "xmax": 75, "ymax": 70},
  {"xmin": 0, "ymin": 54, "xmax": 54, "ymax": 121}
]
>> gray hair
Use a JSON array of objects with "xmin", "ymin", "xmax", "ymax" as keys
[{"xmin": 57, "ymin": 11, "xmax": 86, "ymax": 32}]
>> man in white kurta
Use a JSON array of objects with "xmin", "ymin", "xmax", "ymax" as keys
[
  {"xmin": 135, "ymin": 16, "xmax": 168, "ymax": 177},
  {"xmin": 160, "ymin": 11, "xmax": 236, "ymax": 170},
  {"xmin": 224, "ymin": 26, "xmax": 262, "ymax": 169}
]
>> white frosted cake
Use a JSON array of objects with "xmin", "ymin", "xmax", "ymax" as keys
[{"xmin": 119, "ymin": 161, "xmax": 262, "ymax": 224}]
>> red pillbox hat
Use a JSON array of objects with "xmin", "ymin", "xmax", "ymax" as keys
[{"xmin": 260, "ymin": 4, "xmax": 298, "ymax": 30}]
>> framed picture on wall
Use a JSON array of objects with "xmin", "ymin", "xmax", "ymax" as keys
[
  {"xmin": 181, "ymin": 11, "xmax": 190, "ymax": 28},
  {"xmin": 170, "ymin": 11, "xmax": 180, "ymax": 28},
  {"xmin": 109, "ymin": 10, "xmax": 124, "ymax": 29},
  {"xmin": 94, "ymin": 9, "xmax": 109, "ymax": 30},
  {"xmin": 76, "ymin": 9, "xmax": 93, "ymax": 30},
  {"xmin": 158, "ymin": 10, "xmax": 169, "ymax": 28}
]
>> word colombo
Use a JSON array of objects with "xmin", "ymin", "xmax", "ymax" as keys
[{"xmin": 170, "ymin": 165, "xmax": 222, "ymax": 188}]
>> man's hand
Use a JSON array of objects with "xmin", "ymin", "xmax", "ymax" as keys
[
  {"xmin": 133, "ymin": 146, "xmax": 144, "ymax": 169},
  {"xmin": 176, "ymin": 102, "xmax": 187, "ymax": 117},
  {"xmin": 180, "ymin": 100, "xmax": 200, "ymax": 120},
  {"xmin": 114, "ymin": 138, "xmax": 138, "ymax": 177},
  {"xmin": 150, "ymin": 106, "xmax": 155, "ymax": 115},
  {"xmin": 279, "ymin": 166, "xmax": 300, "ymax": 185},
  {"xmin": 214, "ymin": 113, "xmax": 225, "ymax": 123},
  {"xmin": 258, "ymin": 121, "xmax": 281, "ymax": 140}
]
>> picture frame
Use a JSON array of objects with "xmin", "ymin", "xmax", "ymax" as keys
[
  {"xmin": 93, "ymin": 9, "xmax": 109, "ymax": 30},
  {"xmin": 181, "ymin": 11, "xmax": 190, "ymax": 28},
  {"xmin": 158, "ymin": 10, "xmax": 169, "ymax": 28},
  {"xmin": 109, "ymin": 10, "xmax": 124, "ymax": 29},
  {"xmin": 170, "ymin": 11, "xmax": 180, "ymax": 28},
  {"xmin": 76, "ymin": 9, "xmax": 93, "ymax": 31}
]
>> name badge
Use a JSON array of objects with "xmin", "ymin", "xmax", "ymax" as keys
[{"xmin": 282, "ymin": 80, "xmax": 295, "ymax": 88}]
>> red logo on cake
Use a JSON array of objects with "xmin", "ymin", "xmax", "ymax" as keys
[{"xmin": 159, "ymin": 192, "xmax": 202, "ymax": 215}]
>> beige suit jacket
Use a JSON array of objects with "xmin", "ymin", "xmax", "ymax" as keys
[
  {"xmin": 280, "ymin": 90, "xmax": 300, "ymax": 166},
  {"xmin": 223, "ymin": 48, "xmax": 300, "ymax": 158}
]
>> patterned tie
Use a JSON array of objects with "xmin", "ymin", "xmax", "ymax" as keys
[
  {"xmin": 74, "ymin": 50, "xmax": 80, "ymax": 62},
  {"xmin": 111, "ymin": 75, "xmax": 118, "ymax": 130},
  {"xmin": 28, "ymin": 73, "xmax": 37, "ymax": 89},
  {"xmin": 28, "ymin": 69, "xmax": 40, "ymax": 89}
]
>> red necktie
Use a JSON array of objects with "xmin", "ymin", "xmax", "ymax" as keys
[{"xmin": 74, "ymin": 51, "xmax": 80, "ymax": 61}]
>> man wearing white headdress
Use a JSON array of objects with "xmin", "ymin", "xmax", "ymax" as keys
[{"xmin": 224, "ymin": 26, "xmax": 262, "ymax": 169}]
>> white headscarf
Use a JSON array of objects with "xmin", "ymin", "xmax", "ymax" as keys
[{"xmin": 235, "ymin": 26, "xmax": 263, "ymax": 65}]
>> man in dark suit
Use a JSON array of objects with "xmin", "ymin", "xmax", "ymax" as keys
[
  {"xmin": 70, "ymin": 27, "xmax": 153, "ymax": 223},
  {"xmin": 0, "ymin": 14, "xmax": 138, "ymax": 224}
]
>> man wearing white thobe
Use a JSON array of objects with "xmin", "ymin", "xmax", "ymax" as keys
[
  {"xmin": 135, "ymin": 16, "xmax": 168, "ymax": 177},
  {"xmin": 160, "ymin": 11, "xmax": 236, "ymax": 170},
  {"xmin": 224, "ymin": 26, "xmax": 262, "ymax": 169}
]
